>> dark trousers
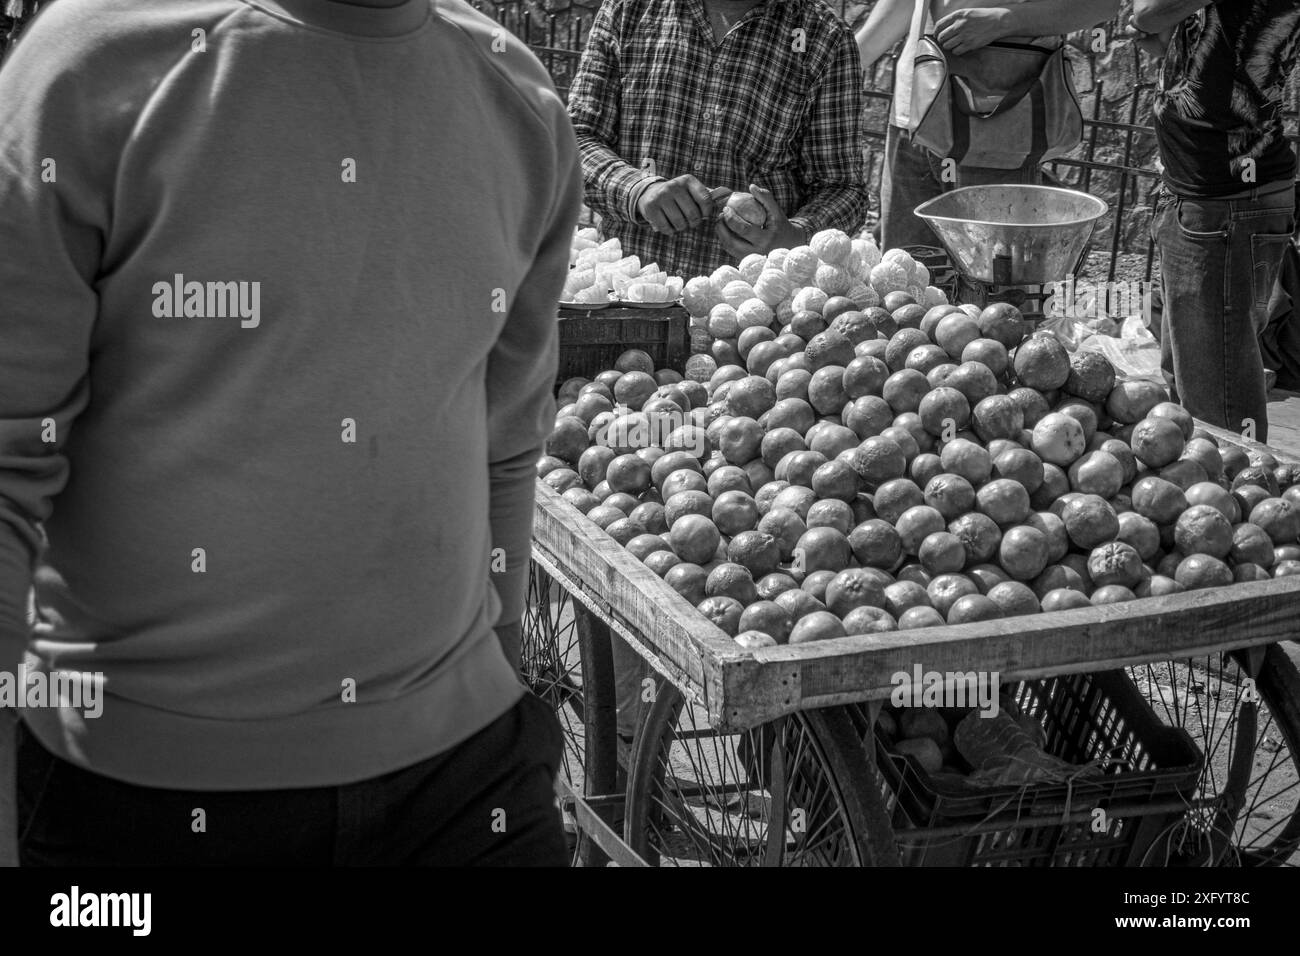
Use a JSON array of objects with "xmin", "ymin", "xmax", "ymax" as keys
[
  {"xmin": 16, "ymin": 691, "xmax": 567, "ymax": 866},
  {"xmin": 1152, "ymin": 181, "xmax": 1297, "ymax": 445}
]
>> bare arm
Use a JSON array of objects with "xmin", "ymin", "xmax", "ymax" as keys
[
  {"xmin": 1003, "ymin": 0, "xmax": 1123, "ymax": 36},
  {"xmin": 1132, "ymin": 0, "xmax": 1211, "ymax": 34},
  {"xmin": 936, "ymin": 0, "xmax": 1121, "ymax": 55},
  {"xmin": 855, "ymin": 0, "xmax": 915, "ymax": 71}
]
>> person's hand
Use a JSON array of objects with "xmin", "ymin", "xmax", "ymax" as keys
[
  {"xmin": 934, "ymin": 8, "xmax": 1011, "ymax": 56},
  {"xmin": 494, "ymin": 619, "xmax": 523, "ymax": 673},
  {"xmin": 715, "ymin": 185, "xmax": 803, "ymax": 258},
  {"xmin": 636, "ymin": 175, "xmax": 716, "ymax": 235},
  {"xmin": 1124, "ymin": 18, "xmax": 1172, "ymax": 59}
]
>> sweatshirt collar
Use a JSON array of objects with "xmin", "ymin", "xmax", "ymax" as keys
[{"xmin": 243, "ymin": 0, "xmax": 431, "ymax": 38}]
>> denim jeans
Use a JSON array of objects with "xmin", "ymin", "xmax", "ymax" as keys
[
  {"xmin": 16, "ymin": 691, "xmax": 567, "ymax": 866},
  {"xmin": 880, "ymin": 124, "xmax": 1046, "ymax": 250},
  {"xmin": 1152, "ymin": 181, "xmax": 1297, "ymax": 445}
]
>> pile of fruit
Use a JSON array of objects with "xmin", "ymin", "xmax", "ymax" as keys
[
  {"xmin": 681, "ymin": 229, "xmax": 949, "ymax": 368},
  {"xmin": 565, "ymin": 228, "xmax": 683, "ymax": 305},
  {"xmin": 539, "ymin": 284, "xmax": 1300, "ymax": 650}
]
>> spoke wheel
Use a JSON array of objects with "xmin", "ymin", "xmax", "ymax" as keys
[
  {"xmin": 625, "ymin": 683, "xmax": 896, "ymax": 867},
  {"xmin": 519, "ymin": 560, "xmax": 617, "ymax": 865},
  {"xmin": 1128, "ymin": 644, "xmax": 1300, "ymax": 867}
]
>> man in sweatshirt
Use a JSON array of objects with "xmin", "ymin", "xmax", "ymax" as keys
[{"xmin": 0, "ymin": 0, "xmax": 580, "ymax": 865}]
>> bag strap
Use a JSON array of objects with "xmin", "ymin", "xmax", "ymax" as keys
[{"xmin": 1027, "ymin": 81, "xmax": 1048, "ymax": 166}]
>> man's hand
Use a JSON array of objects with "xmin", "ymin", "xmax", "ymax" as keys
[
  {"xmin": 1125, "ymin": 17, "xmax": 1172, "ymax": 59},
  {"xmin": 636, "ymin": 175, "xmax": 716, "ymax": 235},
  {"xmin": 934, "ymin": 8, "xmax": 1012, "ymax": 57},
  {"xmin": 716, "ymin": 185, "xmax": 804, "ymax": 259}
]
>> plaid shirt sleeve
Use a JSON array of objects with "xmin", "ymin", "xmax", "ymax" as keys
[
  {"xmin": 787, "ymin": 25, "xmax": 867, "ymax": 238},
  {"xmin": 566, "ymin": 0, "xmax": 659, "ymax": 225}
]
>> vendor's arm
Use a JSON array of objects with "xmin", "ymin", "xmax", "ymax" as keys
[
  {"xmin": 1132, "ymin": 0, "xmax": 1211, "ymax": 34},
  {"xmin": 935, "ymin": 0, "xmax": 1122, "ymax": 56},
  {"xmin": 856, "ymin": 0, "xmax": 915, "ymax": 72},
  {"xmin": 718, "ymin": 27, "xmax": 866, "ymax": 256},
  {"xmin": 567, "ymin": 0, "xmax": 655, "ymax": 225}
]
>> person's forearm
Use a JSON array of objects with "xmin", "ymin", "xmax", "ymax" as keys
[
  {"xmin": 856, "ymin": 0, "xmax": 915, "ymax": 69},
  {"xmin": 1003, "ymin": 0, "xmax": 1122, "ymax": 37},
  {"xmin": 573, "ymin": 130, "xmax": 655, "ymax": 224},
  {"xmin": 489, "ymin": 456, "xmax": 540, "ymax": 669},
  {"xmin": 0, "ymin": 528, "xmax": 34, "ymax": 672},
  {"xmin": 790, "ymin": 184, "xmax": 869, "ymax": 242},
  {"xmin": 1132, "ymin": 0, "xmax": 1210, "ymax": 34}
]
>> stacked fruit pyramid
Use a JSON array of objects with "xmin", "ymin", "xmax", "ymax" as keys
[{"xmin": 540, "ymin": 229, "xmax": 1300, "ymax": 649}]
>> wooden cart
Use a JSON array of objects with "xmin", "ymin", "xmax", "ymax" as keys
[{"xmin": 521, "ymin": 312, "xmax": 1300, "ymax": 867}]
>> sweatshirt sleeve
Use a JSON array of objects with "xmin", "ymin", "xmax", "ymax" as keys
[
  {"xmin": 0, "ymin": 13, "xmax": 110, "ymax": 668},
  {"xmin": 486, "ymin": 97, "xmax": 583, "ymax": 633}
]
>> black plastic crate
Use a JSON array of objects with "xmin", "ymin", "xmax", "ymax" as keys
[{"xmin": 861, "ymin": 670, "xmax": 1203, "ymax": 867}]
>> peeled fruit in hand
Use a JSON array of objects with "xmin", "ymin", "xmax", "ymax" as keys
[{"xmin": 725, "ymin": 192, "xmax": 768, "ymax": 229}]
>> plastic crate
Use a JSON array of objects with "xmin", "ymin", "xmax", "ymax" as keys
[
  {"xmin": 865, "ymin": 670, "xmax": 1203, "ymax": 867},
  {"xmin": 556, "ymin": 306, "xmax": 689, "ymax": 386}
]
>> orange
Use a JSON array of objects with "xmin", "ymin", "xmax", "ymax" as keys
[
  {"xmin": 1174, "ymin": 554, "xmax": 1233, "ymax": 590},
  {"xmin": 948, "ymin": 511, "xmax": 1002, "ymax": 565},
  {"xmin": 1131, "ymin": 476, "xmax": 1188, "ymax": 526},
  {"xmin": 944, "ymin": 361, "xmax": 1000, "ymax": 408},
  {"xmin": 1131, "ymin": 416, "xmax": 1186, "ymax": 468},
  {"xmin": 976, "ymin": 478, "xmax": 1032, "ymax": 526},
  {"xmin": 850, "ymin": 436, "xmax": 908, "ymax": 486},
  {"xmin": 788, "ymin": 610, "xmax": 849, "ymax": 644},
  {"xmin": 882, "ymin": 368, "xmax": 931, "ymax": 414},
  {"xmin": 919, "ymin": 531, "xmax": 967, "ymax": 575},
  {"xmin": 1090, "ymin": 585, "xmax": 1136, "ymax": 605},
  {"xmin": 727, "ymin": 529, "xmax": 782, "ymax": 578},
  {"xmin": 998, "ymin": 525, "xmax": 1050, "ymax": 581},
  {"xmin": 546, "ymin": 416, "xmax": 590, "ymax": 466},
  {"xmin": 1174, "ymin": 504, "xmax": 1234, "ymax": 559},
  {"xmin": 1134, "ymin": 574, "xmax": 1184, "ymax": 598},
  {"xmin": 627, "ymin": 533, "xmax": 672, "ymax": 562},
  {"xmin": 883, "ymin": 580, "xmax": 932, "ymax": 618},
  {"xmin": 712, "ymin": 489, "xmax": 760, "ymax": 536},
  {"xmin": 986, "ymin": 580, "xmax": 1040, "ymax": 616},
  {"xmin": 924, "ymin": 473, "xmax": 976, "ymax": 521},
  {"xmin": 885, "ymin": 329, "xmax": 931, "ymax": 372},
  {"xmin": 668, "ymin": 513, "xmax": 722, "ymax": 564},
  {"xmin": 615, "ymin": 348, "xmax": 656, "ymax": 374},
  {"xmin": 614, "ymin": 370, "xmax": 659, "ymax": 411},
  {"xmin": 775, "ymin": 588, "xmax": 827, "ymax": 621},
  {"xmin": 1040, "ymin": 588, "xmax": 1092, "ymax": 611},
  {"xmin": 807, "ymin": 499, "xmax": 855, "ymax": 536},
  {"xmin": 1181, "ymin": 438, "xmax": 1224, "ymax": 483},
  {"xmin": 1030, "ymin": 412, "xmax": 1086, "ymax": 467},
  {"xmin": 756, "ymin": 571, "xmax": 799, "ymax": 600},
  {"xmin": 706, "ymin": 562, "xmax": 760, "ymax": 605},
  {"xmin": 606, "ymin": 453, "xmax": 653, "ymax": 494},
  {"xmin": 938, "ymin": 438, "xmax": 992, "ymax": 485},
  {"xmin": 992, "ymin": 447, "xmax": 1045, "ymax": 493},
  {"xmin": 1012, "ymin": 332, "xmax": 1070, "ymax": 390},
  {"xmin": 726, "ymin": 375, "xmax": 778, "ymax": 419},
  {"xmin": 805, "ymin": 329, "xmax": 856, "ymax": 370},
  {"xmin": 661, "ymin": 469, "xmax": 709, "ymax": 501},
  {"xmin": 716, "ymin": 416, "xmax": 764, "ymax": 466},
  {"xmin": 738, "ymin": 601, "xmax": 794, "ymax": 644},
  {"xmin": 1032, "ymin": 564, "xmax": 1087, "ymax": 599},
  {"xmin": 1249, "ymin": 497, "xmax": 1300, "ymax": 545},
  {"xmin": 1062, "ymin": 494, "xmax": 1119, "ymax": 550},
  {"xmin": 697, "ymin": 595, "xmax": 745, "ymax": 636},
  {"xmin": 977, "ymin": 302, "xmax": 1026, "ymax": 348},
  {"xmin": 1067, "ymin": 450, "xmax": 1124, "ymax": 498},
  {"xmin": 808, "ymin": 365, "xmax": 850, "ymax": 415},
  {"xmin": 919, "ymin": 386, "xmax": 971, "ymax": 437},
  {"xmin": 896, "ymin": 504, "xmax": 947, "ymax": 554},
  {"xmin": 825, "ymin": 568, "xmax": 889, "ymax": 617},
  {"xmin": 1064, "ymin": 351, "xmax": 1116, "ymax": 404},
  {"xmin": 1087, "ymin": 541, "xmax": 1144, "ymax": 588},
  {"xmin": 946, "ymin": 594, "xmax": 1002, "ymax": 624},
  {"xmin": 961, "ymin": 337, "xmax": 1010, "ymax": 378},
  {"xmin": 971, "ymin": 395, "xmax": 1024, "ymax": 444},
  {"xmin": 1184, "ymin": 481, "xmax": 1239, "ymax": 522},
  {"xmin": 807, "ymin": 424, "xmax": 860, "ymax": 460},
  {"xmin": 926, "ymin": 573, "xmax": 979, "ymax": 617},
  {"xmin": 934, "ymin": 313, "xmax": 982, "ymax": 361},
  {"xmin": 757, "ymin": 507, "xmax": 807, "ymax": 560},
  {"xmin": 848, "ymin": 519, "xmax": 904, "ymax": 569},
  {"xmin": 1147, "ymin": 401, "xmax": 1195, "ymax": 441},
  {"xmin": 841, "ymin": 606, "xmax": 898, "ymax": 634},
  {"xmin": 1115, "ymin": 511, "xmax": 1161, "ymax": 562},
  {"xmin": 897, "ymin": 605, "xmax": 947, "ymax": 629},
  {"xmin": 1105, "ymin": 380, "xmax": 1167, "ymax": 424},
  {"xmin": 906, "ymin": 344, "xmax": 952, "ymax": 375},
  {"xmin": 794, "ymin": 526, "xmax": 853, "ymax": 574}
]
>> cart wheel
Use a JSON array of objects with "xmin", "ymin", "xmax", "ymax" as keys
[
  {"xmin": 1128, "ymin": 645, "xmax": 1300, "ymax": 866},
  {"xmin": 624, "ymin": 682, "xmax": 898, "ymax": 866},
  {"xmin": 520, "ymin": 560, "xmax": 618, "ymax": 866}
]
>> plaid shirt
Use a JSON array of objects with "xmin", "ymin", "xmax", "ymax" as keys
[{"xmin": 568, "ymin": 0, "xmax": 866, "ymax": 279}]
